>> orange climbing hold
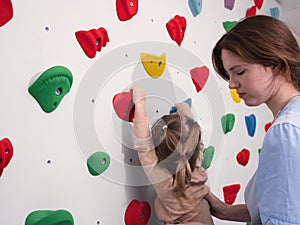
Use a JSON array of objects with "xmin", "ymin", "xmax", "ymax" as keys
[
  {"xmin": 124, "ymin": 199, "xmax": 151, "ymax": 225},
  {"xmin": 166, "ymin": 15, "xmax": 187, "ymax": 46},
  {"xmin": 190, "ymin": 66, "xmax": 209, "ymax": 92},
  {"xmin": 223, "ymin": 184, "xmax": 240, "ymax": 205}
]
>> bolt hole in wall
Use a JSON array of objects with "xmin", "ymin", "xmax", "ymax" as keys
[{"xmin": 0, "ymin": 0, "xmax": 288, "ymax": 225}]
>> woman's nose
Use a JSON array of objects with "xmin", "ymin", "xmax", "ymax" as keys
[{"xmin": 228, "ymin": 77, "xmax": 239, "ymax": 89}]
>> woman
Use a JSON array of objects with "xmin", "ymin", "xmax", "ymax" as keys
[{"xmin": 171, "ymin": 15, "xmax": 300, "ymax": 225}]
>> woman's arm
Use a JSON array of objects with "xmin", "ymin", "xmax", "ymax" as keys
[{"xmin": 206, "ymin": 191, "xmax": 250, "ymax": 222}]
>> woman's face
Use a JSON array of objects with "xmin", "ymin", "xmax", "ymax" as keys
[{"xmin": 221, "ymin": 49, "xmax": 279, "ymax": 106}]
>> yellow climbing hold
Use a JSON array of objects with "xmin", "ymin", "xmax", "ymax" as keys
[
  {"xmin": 140, "ymin": 52, "xmax": 166, "ymax": 79},
  {"xmin": 230, "ymin": 89, "xmax": 241, "ymax": 103}
]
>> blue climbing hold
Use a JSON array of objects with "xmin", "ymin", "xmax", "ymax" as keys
[
  {"xmin": 188, "ymin": 0, "xmax": 202, "ymax": 17},
  {"xmin": 169, "ymin": 98, "xmax": 192, "ymax": 114},
  {"xmin": 245, "ymin": 114, "xmax": 256, "ymax": 137}
]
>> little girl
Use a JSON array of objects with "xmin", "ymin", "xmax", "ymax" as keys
[{"xmin": 132, "ymin": 86, "xmax": 214, "ymax": 224}]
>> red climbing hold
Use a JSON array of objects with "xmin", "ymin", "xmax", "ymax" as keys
[
  {"xmin": 264, "ymin": 122, "xmax": 272, "ymax": 132},
  {"xmin": 236, "ymin": 148, "xmax": 250, "ymax": 166},
  {"xmin": 0, "ymin": 138, "xmax": 13, "ymax": 177},
  {"xmin": 254, "ymin": 0, "xmax": 264, "ymax": 9},
  {"xmin": 166, "ymin": 15, "xmax": 187, "ymax": 46},
  {"xmin": 116, "ymin": 0, "xmax": 138, "ymax": 21},
  {"xmin": 246, "ymin": 5, "xmax": 256, "ymax": 17},
  {"xmin": 190, "ymin": 66, "xmax": 209, "ymax": 92},
  {"xmin": 124, "ymin": 199, "xmax": 151, "ymax": 225},
  {"xmin": 0, "ymin": 0, "xmax": 13, "ymax": 27},
  {"xmin": 223, "ymin": 184, "xmax": 241, "ymax": 205},
  {"xmin": 112, "ymin": 90, "xmax": 135, "ymax": 122},
  {"xmin": 75, "ymin": 27, "xmax": 109, "ymax": 58}
]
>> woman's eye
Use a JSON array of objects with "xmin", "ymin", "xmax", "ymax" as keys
[{"xmin": 237, "ymin": 70, "xmax": 245, "ymax": 75}]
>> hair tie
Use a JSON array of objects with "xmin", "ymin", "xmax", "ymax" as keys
[{"xmin": 163, "ymin": 125, "xmax": 168, "ymax": 130}]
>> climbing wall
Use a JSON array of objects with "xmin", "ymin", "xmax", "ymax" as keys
[{"xmin": 0, "ymin": 0, "xmax": 284, "ymax": 224}]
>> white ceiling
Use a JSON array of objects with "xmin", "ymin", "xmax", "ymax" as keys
[{"xmin": 276, "ymin": 0, "xmax": 300, "ymax": 39}]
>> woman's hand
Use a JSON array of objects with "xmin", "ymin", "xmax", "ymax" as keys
[{"xmin": 205, "ymin": 191, "xmax": 251, "ymax": 222}]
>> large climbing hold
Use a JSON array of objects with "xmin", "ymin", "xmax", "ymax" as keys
[
  {"xmin": 190, "ymin": 66, "xmax": 209, "ymax": 92},
  {"xmin": 202, "ymin": 146, "xmax": 215, "ymax": 170},
  {"xmin": 87, "ymin": 151, "xmax": 110, "ymax": 176},
  {"xmin": 223, "ymin": 184, "xmax": 240, "ymax": 205},
  {"xmin": 124, "ymin": 199, "xmax": 151, "ymax": 225},
  {"xmin": 221, "ymin": 113, "xmax": 235, "ymax": 134},
  {"xmin": 0, "ymin": 0, "xmax": 13, "ymax": 27},
  {"xmin": 116, "ymin": 0, "xmax": 138, "ymax": 21},
  {"xmin": 0, "ymin": 138, "xmax": 13, "ymax": 177},
  {"xmin": 140, "ymin": 52, "xmax": 166, "ymax": 79},
  {"xmin": 166, "ymin": 15, "xmax": 187, "ymax": 46},
  {"xmin": 75, "ymin": 27, "xmax": 109, "ymax": 58},
  {"xmin": 28, "ymin": 66, "xmax": 73, "ymax": 113},
  {"xmin": 188, "ymin": 0, "xmax": 202, "ymax": 17},
  {"xmin": 112, "ymin": 90, "xmax": 135, "ymax": 122},
  {"xmin": 25, "ymin": 209, "xmax": 74, "ymax": 225},
  {"xmin": 245, "ymin": 114, "xmax": 256, "ymax": 137}
]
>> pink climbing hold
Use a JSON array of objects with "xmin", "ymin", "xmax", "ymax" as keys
[
  {"xmin": 190, "ymin": 66, "xmax": 209, "ymax": 92},
  {"xmin": 112, "ymin": 90, "xmax": 135, "ymax": 122}
]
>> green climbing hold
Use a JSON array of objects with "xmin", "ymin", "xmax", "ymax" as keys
[
  {"xmin": 28, "ymin": 65, "xmax": 73, "ymax": 113},
  {"xmin": 87, "ymin": 151, "xmax": 110, "ymax": 176},
  {"xmin": 221, "ymin": 113, "xmax": 235, "ymax": 134},
  {"xmin": 223, "ymin": 21, "xmax": 238, "ymax": 32},
  {"xmin": 202, "ymin": 146, "xmax": 215, "ymax": 169},
  {"xmin": 25, "ymin": 209, "xmax": 74, "ymax": 225}
]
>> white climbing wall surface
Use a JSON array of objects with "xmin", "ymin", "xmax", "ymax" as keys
[{"xmin": 0, "ymin": 0, "xmax": 286, "ymax": 224}]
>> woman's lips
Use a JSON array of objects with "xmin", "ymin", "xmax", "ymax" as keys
[{"xmin": 238, "ymin": 93, "xmax": 245, "ymax": 98}]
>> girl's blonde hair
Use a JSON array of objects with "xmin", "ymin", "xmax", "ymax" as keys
[{"xmin": 151, "ymin": 114, "xmax": 203, "ymax": 203}]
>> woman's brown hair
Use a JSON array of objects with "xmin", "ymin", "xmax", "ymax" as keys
[
  {"xmin": 212, "ymin": 15, "xmax": 300, "ymax": 91},
  {"xmin": 151, "ymin": 114, "xmax": 203, "ymax": 202}
]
